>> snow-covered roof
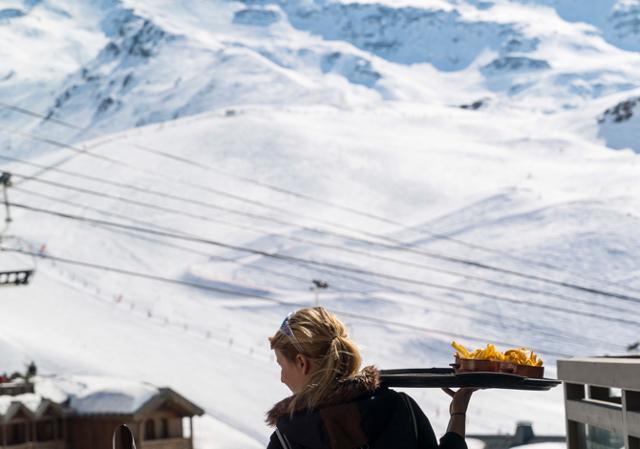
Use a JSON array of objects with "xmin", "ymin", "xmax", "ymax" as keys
[
  {"xmin": 45, "ymin": 375, "xmax": 159, "ymax": 415},
  {"xmin": 0, "ymin": 375, "xmax": 202, "ymax": 418},
  {"xmin": 0, "ymin": 392, "xmax": 41, "ymax": 415}
]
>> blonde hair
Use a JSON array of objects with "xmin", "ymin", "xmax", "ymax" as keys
[{"xmin": 269, "ymin": 307, "xmax": 362, "ymax": 414}]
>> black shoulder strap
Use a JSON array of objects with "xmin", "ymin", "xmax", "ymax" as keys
[
  {"xmin": 275, "ymin": 427, "xmax": 295, "ymax": 449},
  {"xmin": 400, "ymin": 393, "xmax": 419, "ymax": 442}
]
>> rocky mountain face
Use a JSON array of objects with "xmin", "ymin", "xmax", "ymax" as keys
[
  {"xmin": 598, "ymin": 96, "xmax": 640, "ymax": 152},
  {"xmin": 0, "ymin": 0, "xmax": 639, "ymax": 154}
]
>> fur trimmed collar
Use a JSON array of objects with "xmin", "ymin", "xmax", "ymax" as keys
[{"xmin": 266, "ymin": 365, "xmax": 380, "ymax": 426}]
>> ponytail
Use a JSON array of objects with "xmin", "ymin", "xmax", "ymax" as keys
[{"xmin": 268, "ymin": 307, "xmax": 362, "ymax": 415}]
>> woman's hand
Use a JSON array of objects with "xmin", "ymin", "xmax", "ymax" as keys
[{"xmin": 441, "ymin": 387, "xmax": 477, "ymax": 415}]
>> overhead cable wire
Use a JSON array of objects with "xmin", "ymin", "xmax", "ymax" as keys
[
  {"xmin": 16, "ymin": 184, "xmax": 617, "ymax": 345},
  {"xmin": 7, "ymin": 170, "xmax": 640, "ymax": 316},
  {"xmin": 0, "ymin": 245, "xmax": 573, "ymax": 357},
  {"xmin": 0, "ymin": 104, "xmax": 628, "ymax": 354},
  {"xmin": 0, "ymin": 211, "xmax": 623, "ymax": 352},
  {"xmin": 10, "ymin": 174, "xmax": 640, "ymax": 313},
  {"xmin": 12, "ymin": 184, "xmax": 510, "ymax": 317},
  {"xmin": 1, "ymin": 109, "xmax": 638, "ymax": 301},
  {"xmin": 11, "ymin": 186, "xmax": 319, "ymax": 287},
  {"xmin": 1, "ymin": 101, "xmax": 637, "ymax": 298},
  {"xmin": 9, "ymin": 201, "xmax": 640, "ymax": 327},
  {"xmin": 0, "ymin": 106, "xmax": 637, "ymax": 298},
  {"xmin": 0, "ymin": 128, "xmax": 390, "ymax": 243},
  {"xmin": 4, "ymin": 148, "xmax": 640, "ymax": 310},
  {"xmin": 0, "ymin": 101, "xmax": 87, "ymax": 131},
  {"xmin": 17, "ymin": 184, "xmax": 498, "ymax": 316},
  {"xmin": 0, "ymin": 101, "xmax": 399, "ymax": 226}
]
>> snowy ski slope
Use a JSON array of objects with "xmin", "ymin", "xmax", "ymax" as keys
[{"xmin": 1, "ymin": 0, "xmax": 640, "ymax": 447}]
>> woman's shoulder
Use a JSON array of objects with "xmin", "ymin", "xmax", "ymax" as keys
[{"xmin": 267, "ymin": 365, "xmax": 383, "ymax": 426}]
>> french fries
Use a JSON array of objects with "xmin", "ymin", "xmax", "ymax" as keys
[{"xmin": 452, "ymin": 341, "xmax": 543, "ymax": 367}]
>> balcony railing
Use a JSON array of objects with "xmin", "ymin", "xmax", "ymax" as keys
[
  {"xmin": 0, "ymin": 382, "xmax": 35, "ymax": 396},
  {"xmin": 140, "ymin": 438, "xmax": 190, "ymax": 449}
]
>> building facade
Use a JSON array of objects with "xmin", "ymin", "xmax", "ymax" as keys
[{"xmin": 0, "ymin": 381, "xmax": 204, "ymax": 449}]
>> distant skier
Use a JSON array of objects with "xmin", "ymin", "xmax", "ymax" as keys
[{"xmin": 266, "ymin": 307, "xmax": 475, "ymax": 449}]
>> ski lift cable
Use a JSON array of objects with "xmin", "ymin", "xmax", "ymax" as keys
[
  {"xmin": 10, "ymin": 172, "xmax": 635, "ymax": 314},
  {"xmin": 0, "ymin": 101, "xmax": 86, "ymax": 131},
  {"xmin": 1, "ymin": 101, "xmax": 634, "ymax": 297},
  {"xmin": 3, "ymin": 153, "xmax": 639, "ymax": 310},
  {"xmin": 0, "ymin": 126, "xmax": 392, "ymax": 245},
  {"xmin": 16, "ymin": 184, "xmax": 481, "ymax": 306},
  {"xmin": 12, "ymin": 186, "xmax": 460, "ymax": 305},
  {"xmin": 10, "ymin": 185, "xmax": 513, "ymax": 314},
  {"xmin": 12, "ymin": 185, "xmax": 321, "ymax": 287},
  {"xmin": 2, "ymin": 128, "xmax": 639, "ymax": 303},
  {"xmin": 8, "ymin": 188, "xmax": 636, "ymax": 319},
  {"xmin": 9, "ymin": 174, "xmax": 640, "ymax": 319},
  {"xmin": 0, "ymin": 101, "xmax": 395, "ymax": 225},
  {"xmin": 16, "ymin": 184, "xmax": 618, "ymax": 346},
  {"xmin": 8, "ymin": 201, "xmax": 640, "ymax": 327},
  {"xmin": 0, "ymin": 245, "xmax": 574, "ymax": 358},
  {"xmin": 0, "ymin": 116, "xmax": 630, "ymax": 352},
  {"xmin": 2, "ymin": 189, "xmax": 623, "ymax": 349},
  {"xmin": 12, "ymin": 198, "xmax": 640, "ymax": 325}
]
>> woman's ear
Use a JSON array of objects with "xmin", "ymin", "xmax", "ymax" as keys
[{"xmin": 296, "ymin": 354, "xmax": 312, "ymax": 375}]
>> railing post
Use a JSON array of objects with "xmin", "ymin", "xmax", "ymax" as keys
[
  {"xmin": 565, "ymin": 382, "xmax": 586, "ymax": 449},
  {"xmin": 624, "ymin": 390, "xmax": 640, "ymax": 449}
]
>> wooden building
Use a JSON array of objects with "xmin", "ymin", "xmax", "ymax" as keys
[
  {"xmin": 0, "ymin": 398, "xmax": 67, "ymax": 449},
  {"xmin": 0, "ymin": 381, "xmax": 204, "ymax": 449}
]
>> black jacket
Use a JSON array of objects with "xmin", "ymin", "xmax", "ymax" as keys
[{"xmin": 266, "ymin": 366, "xmax": 468, "ymax": 449}]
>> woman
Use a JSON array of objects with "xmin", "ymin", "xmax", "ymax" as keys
[{"xmin": 266, "ymin": 307, "xmax": 475, "ymax": 449}]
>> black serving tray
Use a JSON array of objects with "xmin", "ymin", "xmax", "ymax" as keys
[{"xmin": 379, "ymin": 368, "xmax": 560, "ymax": 391}]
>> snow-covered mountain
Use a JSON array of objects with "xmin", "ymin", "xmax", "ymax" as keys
[
  {"xmin": 2, "ymin": 0, "xmax": 640, "ymax": 151},
  {"xmin": 1, "ymin": 0, "xmax": 640, "ymax": 447}
]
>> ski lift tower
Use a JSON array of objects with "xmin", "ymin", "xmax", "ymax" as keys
[
  {"xmin": 310, "ymin": 279, "xmax": 329, "ymax": 306},
  {"xmin": 0, "ymin": 171, "xmax": 34, "ymax": 286}
]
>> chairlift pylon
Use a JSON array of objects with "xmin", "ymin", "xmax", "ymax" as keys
[
  {"xmin": 1, "ymin": 171, "xmax": 12, "ymax": 234},
  {"xmin": 0, "ymin": 171, "xmax": 35, "ymax": 287}
]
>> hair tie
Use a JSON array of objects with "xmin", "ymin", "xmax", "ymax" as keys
[{"xmin": 333, "ymin": 334, "xmax": 343, "ymax": 341}]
